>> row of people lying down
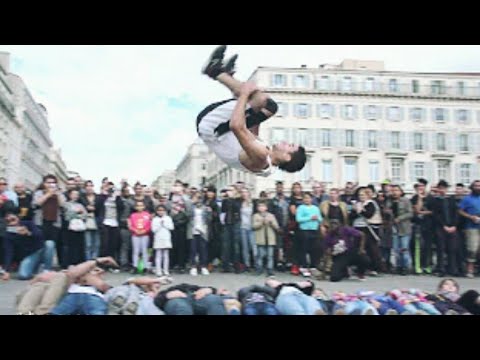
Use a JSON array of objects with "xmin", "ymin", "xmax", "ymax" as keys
[{"xmin": 13, "ymin": 257, "xmax": 480, "ymax": 315}]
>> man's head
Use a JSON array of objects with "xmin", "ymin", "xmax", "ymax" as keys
[
  {"xmin": 291, "ymin": 182, "xmax": 303, "ymax": 197},
  {"xmin": 121, "ymin": 186, "xmax": 131, "ymax": 198},
  {"xmin": 391, "ymin": 185, "xmax": 404, "ymax": 199},
  {"xmin": 275, "ymin": 181, "xmax": 284, "ymax": 195},
  {"xmin": 206, "ymin": 185, "xmax": 217, "ymax": 200},
  {"xmin": 134, "ymin": 182, "xmax": 144, "ymax": 197},
  {"xmin": 455, "ymin": 183, "xmax": 465, "ymax": 197},
  {"xmin": 14, "ymin": 183, "xmax": 26, "ymax": 196},
  {"xmin": 416, "ymin": 182, "xmax": 426, "ymax": 195},
  {"xmin": 74, "ymin": 176, "xmax": 83, "ymax": 189},
  {"xmin": 344, "ymin": 182, "xmax": 354, "ymax": 195},
  {"xmin": 144, "ymin": 187, "xmax": 153, "ymax": 198},
  {"xmin": 43, "ymin": 175, "xmax": 58, "ymax": 191},
  {"xmin": 470, "ymin": 180, "xmax": 480, "ymax": 196},
  {"xmin": 312, "ymin": 182, "xmax": 325, "ymax": 196},
  {"xmin": 329, "ymin": 188, "xmax": 339, "ymax": 202},
  {"xmin": 85, "ymin": 180, "xmax": 95, "ymax": 195},
  {"xmin": 437, "ymin": 180, "xmax": 449, "ymax": 196},
  {"xmin": 272, "ymin": 142, "xmax": 306, "ymax": 173},
  {"xmin": 66, "ymin": 177, "xmax": 77, "ymax": 191},
  {"xmin": 172, "ymin": 180, "xmax": 184, "ymax": 195},
  {"xmin": 5, "ymin": 212, "xmax": 20, "ymax": 227},
  {"xmin": 0, "ymin": 177, "xmax": 7, "ymax": 194}
]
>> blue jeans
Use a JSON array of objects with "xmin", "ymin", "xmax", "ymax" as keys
[
  {"xmin": 257, "ymin": 245, "xmax": 274, "ymax": 271},
  {"xmin": 85, "ymin": 230, "xmax": 100, "ymax": 260},
  {"xmin": 276, "ymin": 291, "xmax": 321, "ymax": 315},
  {"xmin": 222, "ymin": 223, "xmax": 241, "ymax": 269},
  {"xmin": 243, "ymin": 302, "xmax": 280, "ymax": 315},
  {"xmin": 373, "ymin": 296, "xmax": 406, "ymax": 315},
  {"xmin": 343, "ymin": 300, "xmax": 379, "ymax": 315},
  {"xmin": 191, "ymin": 234, "xmax": 208, "ymax": 267},
  {"xmin": 403, "ymin": 302, "xmax": 441, "ymax": 315},
  {"xmin": 50, "ymin": 293, "xmax": 107, "ymax": 315},
  {"xmin": 18, "ymin": 240, "xmax": 55, "ymax": 280},
  {"xmin": 241, "ymin": 228, "xmax": 257, "ymax": 267},
  {"xmin": 393, "ymin": 234, "xmax": 412, "ymax": 269},
  {"xmin": 164, "ymin": 294, "xmax": 227, "ymax": 315}
]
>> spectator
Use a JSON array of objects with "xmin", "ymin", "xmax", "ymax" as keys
[
  {"xmin": 80, "ymin": 180, "xmax": 102, "ymax": 261},
  {"xmin": 128, "ymin": 200, "xmax": 152, "ymax": 274},
  {"xmin": 288, "ymin": 182, "xmax": 304, "ymax": 275},
  {"xmin": 311, "ymin": 181, "xmax": 329, "ymax": 206},
  {"xmin": 118, "ymin": 186, "xmax": 133, "ymax": 271},
  {"xmin": 272, "ymin": 181, "xmax": 290, "ymax": 269},
  {"xmin": 152, "ymin": 205, "xmax": 174, "ymax": 276},
  {"xmin": 189, "ymin": 194, "xmax": 212, "ymax": 276},
  {"xmin": 63, "ymin": 189, "xmax": 88, "ymax": 267},
  {"xmin": 14, "ymin": 183, "xmax": 33, "ymax": 221},
  {"xmin": 253, "ymin": 201, "xmax": 279, "ymax": 276},
  {"xmin": 0, "ymin": 177, "xmax": 18, "ymax": 207},
  {"xmin": 240, "ymin": 188, "xmax": 256, "ymax": 270},
  {"xmin": 221, "ymin": 186, "xmax": 242, "ymax": 273},
  {"xmin": 0, "ymin": 193, "xmax": 15, "ymax": 270}
]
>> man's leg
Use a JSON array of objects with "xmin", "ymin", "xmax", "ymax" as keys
[
  {"xmin": 40, "ymin": 240, "xmax": 55, "ymax": 271},
  {"xmin": 50, "ymin": 293, "xmax": 80, "ymax": 315},
  {"xmin": 18, "ymin": 250, "xmax": 42, "ymax": 280},
  {"xmin": 164, "ymin": 298, "xmax": 194, "ymax": 315},
  {"xmin": 16, "ymin": 283, "xmax": 49, "ymax": 314},
  {"xmin": 35, "ymin": 272, "xmax": 70, "ymax": 315}
]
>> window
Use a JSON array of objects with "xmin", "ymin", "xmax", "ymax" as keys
[
  {"xmin": 391, "ymin": 159, "xmax": 403, "ymax": 183},
  {"xmin": 271, "ymin": 128, "xmax": 285, "ymax": 143},
  {"xmin": 344, "ymin": 105, "xmax": 355, "ymax": 119},
  {"xmin": 411, "ymin": 107, "xmax": 423, "ymax": 121},
  {"xmin": 346, "ymin": 130, "xmax": 355, "ymax": 147},
  {"xmin": 391, "ymin": 131, "xmax": 401, "ymax": 149},
  {"xmin": 276, "ymin": 102, "xmax": 288, "ymax": 117},
  {"xmin": 369, "ymin": 161, "xmax": 380, "ymax": 182},
  {"xmin": 201, "ymin": 163, "xmax": 206, "ymax": 171},
  {"xmin": 414, "ymin": 133, "xmax": 423, "ymax": 151},
  {"xmin": 457, "ymin": 81, "xmax": 465, "ymax": 96},
  {"xmin": 412, "ymin": 80, "xmax": 420, "ymax": 93},
  {"xmin": 297, "ymin": 128, "xmax": 308, "ymax": 146},
  {"xmin": 365, "ymin": 77, "xmax": 375, "ymax": 91},
  {"xmin": 366, "ymin": 105, "xmax": 377, "ymax": 119},
  {"xmin": 295, "ymin": 104, "xmax": 309, "ymax": 118},
  {"xmin": 414, "ymin": 162, "xmax": 425, "ymax": 179},
  {"xmin": 316, "ymin": 76, "xmax": 330, "ymax": 90},
  {"xmin": 457, "ymin": 109, "xmax": 468, "ymax": 123},
  {"xmin": 437, "ymin": 160, "xmax": 450, "ymax": 182},
  {"xmin": 368, "ymin": 130, "xmax": 377, "ymax": 148},
  {"xmin": 322, "ymin": 129, "xmax": 332, "ymax": 147},
  {"xmin": 431, "ymin": 80, "xmax": 446, "ymax": 95},
  {"xmin": 460, "ymin": 164, "xmax": 472, "ymax": 184},
  {"xmin": 344, "ymin": 158, "xmax": 358, "ymax": 182},
  {"xmin": 342, "ymin": 77, "xmax": 353, "ymax": 91},
  {"xmin": 387, "ymin": 107, "xmax": 401, "ymax": 121},
  {"xmin": 319, "ymin": 104, "xmax": 333, "ymax": 118},
  {"xmin": 272, "ymin": 74, "xmax": 286, "ymax": 87},
  {"xmin": 322, "ymin": 160, "xmax": 333, "ymax": 182},
  {"xmin": 294, "ymin": 75, "xmax": 307, "ymax": 88},
  {"xmin": 434, "ymin": 108, "xmax": 446, "ymax": 122},
  {"xmin": 389, "ymin": 79, "xmax": 398, "ymax": 93},
  {"xmin": 437, "ymin": 133, "xmax": 446, "ymax": 151},
  {"xmin": 297, "ymin": 156, "xmax": 311, "ymax": 182},
  {"xmin": 459, "ymin": 134, "xmax": 469, "ymax": 152}
]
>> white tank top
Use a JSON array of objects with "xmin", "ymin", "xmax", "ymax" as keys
[{"xmin": 208, "ymin": 134, "xmax": 276, "ymax": 177}]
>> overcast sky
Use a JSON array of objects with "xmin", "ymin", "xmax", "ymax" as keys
[{"xmin": 1, "ymin": 45, "xmax": 479, "ymax": 186}]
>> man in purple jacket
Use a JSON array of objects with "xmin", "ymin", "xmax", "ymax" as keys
[{"xmin": 324, "ymin": 219, "xmax": 369, "ymax": 282}]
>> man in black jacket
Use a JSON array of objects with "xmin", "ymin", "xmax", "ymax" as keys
[
  {"xmin": 430, "ymin": 180, "xmax": 462, "ymax": 277},
  {"xmin": 154, "ymin": 283, "xmax": 227, "ymax": 315},
  {"xmin": 221, "ymin": 186, "xmax": 242, "ymax": 273}
]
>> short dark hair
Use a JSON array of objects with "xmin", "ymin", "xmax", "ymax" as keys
[
  {"xmin": 456, "ymin": 183, "xmax": 465, "ymax": 188},
  {"xmin": 85, "ymin": 180, "xmax": 94, "ymax": 186},
  {"xmin": 67, "ymin": 177, "xmax": 76, "ymax": 182},
  {"xmin": 43, "ymin": 174, "xmax": 58, "ymax": 183},
  {"xmin": 278, "ymin": 147, "xmax": 307, "ymax": 173},
  {"xmin": 418, "ymin": 178, "xmax": 428, "ymax": 186},
  {"xmin": 156, "ymin": 205, "xmax": 167, "ymax": 212}
]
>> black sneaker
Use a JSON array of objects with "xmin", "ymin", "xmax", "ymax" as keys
[
  {"xmin": 202, "ymin": 45, "xmax": 227, "ymax": 79},
  {"xmin": 221, "ymin": 54, "xmax": 238, "ymax": 76}
]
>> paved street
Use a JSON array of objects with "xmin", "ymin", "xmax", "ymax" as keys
[{"xmin": 1, "ymin": 271, "xmax": 479, "ymax": 315}]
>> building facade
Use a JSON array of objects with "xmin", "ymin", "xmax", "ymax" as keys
[
  {"xmin": 151, "ymin": 169, "xmax": 176, "ymax": 196},
  {"xmin": 0, "ymin": 51, "xmax": 68, "ymax": 190},
  {"xmin": 238, "ymin": 60, "xmax": 480, "ymax": 194},
  {"xmin": 175, "ymin": 138, "xmax": 209, "ymax": 189}
]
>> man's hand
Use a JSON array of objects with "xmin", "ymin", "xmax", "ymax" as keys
[
  {"xmin": 96, "ymin": 257, "xmax": 118, "ymax": 268},
  {"xmin": 17, "ymin": 226, "xmax": 30, "ymax": 236},
  {"xmin": 240, "ymin": 82, "xmax": 259, "ymax": 98},
  {"xmin": 1, "ymin": 272, "xmax": 10, "ymax": 281},
  {"xmin": 194, "ymin": 288, "xmax": 213, "ymax": 300},
  {"xmin": 167, "ymin": 290, "xmax": 187, "ymax": 300}
]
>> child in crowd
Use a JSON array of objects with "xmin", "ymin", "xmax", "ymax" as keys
[
  {"xmin": 151, "ymin": 205, "xmax": 174, "ymax": 276},
  {"xmin": 252, "ymin": 201, "xmax": 280, "ymax": 276},
  {"xmin": 128, "ymin": 201, "xmax": 152, "ymax": 274}
]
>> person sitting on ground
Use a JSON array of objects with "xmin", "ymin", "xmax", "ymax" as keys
[{"xmin": 2, "ymin": 211, "xmax": 54, "ymax": 281}]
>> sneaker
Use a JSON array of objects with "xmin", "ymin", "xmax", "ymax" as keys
[
  {"xmin": 385, "ymin": 309, "xmax": 398, "ymax": 315},
  {"xmin": 190, "ymin": 267, "xmax": 198, "ymax": 276},
  {"xmin": 466, "ymin": 272, "xmax": 474, "ymax": 279},
  {"xmin": 358, "ymin": 275, "xmax": 366, "ymax": 282},
  {"xmin": 123, "ymin": 301, "xmax": 139, "ymax": 315},
  {"xmin": 109, "ymin": 268, "xmax": 120, "ymax": 274},
  {"xmin": 300, "ymin": 268, "xmax": 312, "ymax": 278},
  {"xmin": 221, "ymin": 54, "xmax": 238, "ymax": 76},
  {"xmin": 201, "ymin": 267, "xmax": 210, "ymax": 276},
  {"xmin": 369, "ymin": 271, "xmax": 379, "ymax": 277},
  {"xmin": 164, "ymin": 270, "xmax": 170, "ymax": 276},
  {"xmin": 201, "ymin": 45, "xmax": 227, "ymax": 79},
  {"xmin": 291, "ymin": 265, "xmax": 300, "ymax": 276},
  {"xmin": 155, "ymin": 270, "xmax": 163, "ymax": 277}
]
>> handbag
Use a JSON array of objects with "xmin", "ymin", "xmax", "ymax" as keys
[
  {"xmin": 85, "ymin": 214, "xmax": 97, "ymax": 230},
  {"xmin": 69, "ymin": 218, "xmax": 87, "ymax": 232}
]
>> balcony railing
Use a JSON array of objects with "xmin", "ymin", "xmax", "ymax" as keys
[{"xmin": 268, "ymin": 81, "xmax": 480, "ymax": 99}]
